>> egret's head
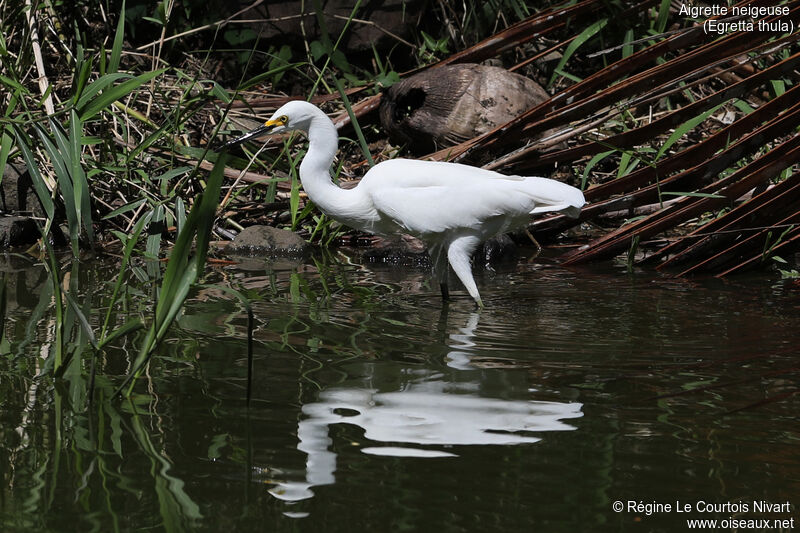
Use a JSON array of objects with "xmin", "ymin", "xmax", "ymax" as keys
[{"xmin": 223, "ymin": 100, "xmax": 316, "ymax": 149}]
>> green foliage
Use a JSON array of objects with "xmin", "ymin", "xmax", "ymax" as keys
[
  {"xmin": 549, "ymin": 18, "xmax": 608, "ymax": 87},
  {"xmin": 418, "ymin": 31, "xmax": 450, "ymax": 62},
  {"xmin": 118, "ymin": 153, "xmax": 229, "ymax": 396}
]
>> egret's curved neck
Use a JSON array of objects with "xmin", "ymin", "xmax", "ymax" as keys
[
  {"xmin": 297, "ymin": 112, "xmax": 367, "ymax": 226},
  {"xmin": 299, "ymin": 114, "xmax": 340, "ymax": 197}
]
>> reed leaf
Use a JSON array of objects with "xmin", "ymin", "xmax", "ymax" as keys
[
  {"xmin": 102, "ymin": 197, "xmax": 147, "ymax": 220},
  {"xmin": 65, "ymin": 291, "xmax": 98, "ymax": 350},
  {"xmin": 0, "ymin": 90, "xmax": 21, "ymax": 179},
  {"xmin": 109, "ymin": 0, "xmax": 125, "ymax": 74},
  {"xmin": 549, "ymin": 18, "xmax": 608, "ymax": 86},
  {"xmin": 102, "ymin": 213, "xmax": 151, "ymax": 340},
  {"xmin": 13, "ymin": 126, "xmax": 56, "ymax": 222},
  {"xmin": 98, "ymin": 318, "xmax": 145, "ymax": 351},
  {"xmin": 69, "ymin": 110, "xmax": 94, "ymax": 246},
  {"xmin": 37, "ymin": 122, "xmax": 79, "ymax": 253},
  {"xmin": 77, "ymin": 68, "xmax": 167, "ymax": 121},
  {"xmin": 74, "ymin": 73, "xmax": 129, "ymax": 117},
  {"xmin": 118, "ymin": 153, "xmax": 229, "ymax": 396},
  {"xmin": 655, "ymin": 102, "xmax": 726, "ymax": 161}
]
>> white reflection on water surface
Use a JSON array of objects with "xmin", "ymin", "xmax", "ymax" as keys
[
  {"xmin": 270, "ymin": 382, "xmax": 583, "ymax": 502},
  {"xmin": 269, "ymin": 311, "xmax": 583, "ymax": 503}
]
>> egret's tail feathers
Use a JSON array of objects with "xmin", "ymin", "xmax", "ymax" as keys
[{"xmin": 520, "ymin": 177, "xmax": 585, "ymax": 218}]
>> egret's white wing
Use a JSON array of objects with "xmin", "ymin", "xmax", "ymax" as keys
[{"xmin": 364, "ymin": 159, "xmax": 584, "ymax": 236}]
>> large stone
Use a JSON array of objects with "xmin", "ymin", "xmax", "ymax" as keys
[
  {"xmin": 379, "ymin": 64, "xmax": 552, "ymax": 154},
  {"xmin": 226, "ymin": 225, "xmax": 311, "ymax": 257}
]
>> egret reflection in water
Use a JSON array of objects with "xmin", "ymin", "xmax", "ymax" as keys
[{"xmin": 267, "ymin": 312, "xmax": 583, "ymax": 503}]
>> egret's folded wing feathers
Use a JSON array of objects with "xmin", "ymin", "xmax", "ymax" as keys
[{"xmin": 365, "ymin": 159, "xmax": 585, "ymax": 236}]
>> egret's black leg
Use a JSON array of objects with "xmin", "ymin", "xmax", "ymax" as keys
[{"xmin": 440, "ymin": 282, "xmax": 450, "ymax": 301}]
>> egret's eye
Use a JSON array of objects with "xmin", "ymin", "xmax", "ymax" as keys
[{"xmin": 279, "ymin": 115, "xmax": 288, "ymax": 124}]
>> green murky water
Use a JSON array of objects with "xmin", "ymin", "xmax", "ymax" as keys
[{"xmin": 1, "ymin": 252, "xmax": 798, "ymax": 532}]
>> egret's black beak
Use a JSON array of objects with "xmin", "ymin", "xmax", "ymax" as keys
[{"xmin": 220, "ymin": 121, "xmax": 277, "ymax": 150}]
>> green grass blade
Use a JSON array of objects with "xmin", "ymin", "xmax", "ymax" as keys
[
  {"xmin": 549, "ymin": 19, "xmax": 607, "ymax": 86},
  {"xmin": 0, "ymin": 90, "xmax": 21, "ymax": 180},
  {"xmin": 146, "ymin": 204, "xmax": 165, "ymax": 259},
  {"xmin": 98, "ymin": 318, "xmax": 145, "ymax": 351},
  {"xmin": 622, "ymin": 28, "xmax": 634, "ymax": 59},
  {"xmin": 101, "ymin": 213, "xmax": 150, "ymax": 340},
  {"xmin": 655, "ymin": 102, "xmax": 726, "ymax": 161},
  {"xmin": 581, "ymin": 149, "xmax": 614, "ymax": 190},
  {"xmin": 14, "ymin": 126, "xmax": 55, "ymax": 221},
  {"xmin": 0, "ymin": 128, "xmax": 12, "ymax": 183},
  {"xmin": 65, "ymin": 291, "xmax": 98, "ymax": 349},
  {"xmin": 69, "ymin": 110, "xmax": 94, "ymax": 246},
  {"xmin": 78, "ymin": 68, "xmax": 167, "ymax": 121},
  {"xmin": 102, "ymin": 197, "xmax": 147, "ymax": 220},
  {"xmin": 654, "ymin": 0, "xmax": 671, "ymax": 33},
  {"xmin": 0, "ymin": 75, "xmax": 28, "ymax": 93},
  {"xmin": 175, "ymin": 196, "xmax": 186, "ymax": 235},
  {"xmin": 39, "ymin": 122, "xmax": 79, "ymax": 253},
  {"xmin": 332, "ymin": 75, "xmax": 374, "ymax": 167},
  {"xmin": 109, "ymin": 0, "xmax": 126, "ymax": 73},
  {"xmin": 75, "ymin": 73, "xmax": 131, "ymax": 110},
  {"xmin": 118, "ymin": 154, "xmax": 229, "ymax": 396}
]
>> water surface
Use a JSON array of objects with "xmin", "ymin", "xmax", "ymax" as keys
[{"xmin": 1, "ymin": 253, "xmax": 798, "ymax": 531}]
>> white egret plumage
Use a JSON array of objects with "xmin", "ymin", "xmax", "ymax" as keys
[{"xmin": 225, "ymin": 100, "xmax": 585, "ymax": 306}]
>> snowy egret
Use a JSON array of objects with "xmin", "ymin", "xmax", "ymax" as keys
[{"xmin": 224, "ymin": 100, "xmax": 585, "ymax": 306}]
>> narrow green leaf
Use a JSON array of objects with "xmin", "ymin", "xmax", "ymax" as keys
[
  {"xmin": 210, "ymin": 81, "xmax": 231, "ymax": 104},
  {"xmin": 109, "ymin": 0, "xmax": 126, "ymax": 74},
  {"xmin": 75, "ymin": 73, "xmax": 130, "ymax": 109},
  {"xmin": 581, "ymin": 149, "xmax": 614, "ymax": 190},
  {"xmin": 78, "ymin": 68, "xmax": 166, "ymax": 121},
  {"xmin": 146, "ymin": 204, "xmax": 165, "ymax": 259},
  {"xmin": 733, "ymin": 99, "xmax": 755, "ymax": 114},
  {"xmin": 102, "ymin": 197, "xmax": 147, "ymax": 220},
  {"xmin": 98, "ymin": 318, "xmax": 144, "ymax": 350},
  {"xmin": 655, "ymin": 102, "xmax": 726, "ymax": 161},
  {"xmin": 119, "ymin": 155, "xmax": 229, "ymax": 396},
  {"xmin": 101, "ymin": 213, "xmax": 150, "ymax": 340},
  {"xmin": 622, "ymin": 29, "xmax": 634, "ymax": 59},
  {"xmin": 72, "ymin": 48, "xmax": 93, "ymax": 105},
  {"xmin": 65, "ymin": 291, "xmax": 98, "ymax": 349},
  {"xmin": 617, "ymin": 151, "xmax": 632, "ymax": 179},
  {"xmin": 0, "ymin": 91, "xmax": 20, "ymax": 183},
  {"xmin": 549, "ymin": 19, "xmax": 607, "ymax": 86},
  {"xmin": 153, "ymin": 165, "xmax": 192, "ymax": 181},
  {"xmin": 0, "ymin": 75, "xmax": 27, "ymax": 93},
  {"xmin": 175, "ymin": 196, "xmax": 186, "ymax": 235},
  {"xmin": 39, "ymin": 122, "xmax": 79, "ymax": 253},
  {"xmin": 14, "ymin": 127, "xmax": 55, "ymax": 221},
  {"xmin": 290, "ymin": 167, "xmax": 300, "ymax": 229},
  {"xmin": 70, "ymin": 110, "xmax": 94, "ymax": 246},
  {"xmin": 654, "ymin": 0, "xmax": 671, "ymax": 33}
]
